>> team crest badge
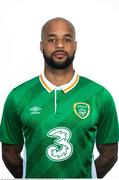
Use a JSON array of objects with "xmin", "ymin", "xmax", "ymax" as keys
[{"xmin": 73, "ymin": 102, "xmax": 90, "ymax": 119}]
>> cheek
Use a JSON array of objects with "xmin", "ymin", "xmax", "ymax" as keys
[
  {"xmin": 43, "ymin": 45, "xmax": 55, "ymax": 54},
  {"xmin": 66, "ymin": 45, "xmax": 76, "ymax": 54}
]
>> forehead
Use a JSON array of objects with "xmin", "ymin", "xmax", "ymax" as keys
[{"xmin": 42, "ymin": 20, "xmax": 75, "ymax": 38}]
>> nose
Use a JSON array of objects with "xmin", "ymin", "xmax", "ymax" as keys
[{"xmin": 56, "ymin": 40, "xmax": 64, "ymax": 49}]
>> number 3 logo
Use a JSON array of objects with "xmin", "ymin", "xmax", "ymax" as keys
[{"xmin": 46, "ymin": 127, "xmax": 73, "ymax": 162}]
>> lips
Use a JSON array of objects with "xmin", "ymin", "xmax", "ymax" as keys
[{"xmin": 53, "ymin": 51, "xmax": 67, "ymax": 59}]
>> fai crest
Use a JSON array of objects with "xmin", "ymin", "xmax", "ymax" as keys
[{"xmin": 74, "ymin": 102, "xmax": 90, "ymax": 119}]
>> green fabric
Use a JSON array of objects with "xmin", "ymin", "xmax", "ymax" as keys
[{"xmin": 0, "ymin": 76, "xmax": 119, "ymax": 178}]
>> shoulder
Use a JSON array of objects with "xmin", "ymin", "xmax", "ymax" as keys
[
  {"xmin": 79, "ymin": 76, "xmax": 114, "ymax": 102},
  {"xmin": 80, "ymin": 76, "xmax": 104, "ymax": 88},
  {"xmin": 13, "ymin": 76, "xmax": 39, "ymax": 92},
  {"xmin": 79, "ymin": 75, "xmax": 106, "ymax": 91},
  {"xmin": 5, "ymin": 76, "xmax": 40, "ymax": 103}
]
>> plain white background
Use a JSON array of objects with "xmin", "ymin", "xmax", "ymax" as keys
[{"xmin": 0, "ymin": 0, "xmax": 119, "ymax": 179}]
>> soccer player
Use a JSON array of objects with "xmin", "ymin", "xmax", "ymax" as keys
[{"xmin": 0, "ymin": 17, "xmax": 119, "ymax": 178}]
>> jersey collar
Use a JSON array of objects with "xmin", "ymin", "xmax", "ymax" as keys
[{"xmin": 39, "ymin": 71, "xmax": 79, "ymax": 93}]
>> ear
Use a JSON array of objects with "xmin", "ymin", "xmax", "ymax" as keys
[
  {"xmin": 40, "ymin": 41, "xmax": 43, "ymax": 53},
  {"xmin": 75, "ymin": 41, "xmax": 77, "ymax": 51}
]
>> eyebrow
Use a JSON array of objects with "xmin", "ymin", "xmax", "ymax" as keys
[
  {"xmin": 46, "ymin": 34, "xmax": 73, "ymax": 38},
  {"xmin": 46, "ymin": 34, "xmax": 56, "ymax": 38},
  {"xmin": 64, "ymin": 34, "xmax": 73, "ymax": 38}
]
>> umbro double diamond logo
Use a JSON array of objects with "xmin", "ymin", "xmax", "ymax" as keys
[{"xmin": 30, "ymin": 106, "xmax": 42, "ymax": 115}]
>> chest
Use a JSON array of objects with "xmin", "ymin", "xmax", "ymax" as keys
[{"xmin": 19, "ymin": 90, "xmax": 100, "ymax": 137}]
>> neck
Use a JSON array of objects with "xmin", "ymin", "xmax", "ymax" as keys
[{"xmin": 44, "ymin": 64, "xmax": 74, "ymax": 86}]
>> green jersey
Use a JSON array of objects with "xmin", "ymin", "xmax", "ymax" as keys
[{"xmin": 0, "ymin": 72, "xmax": 119, "ymax": 178}]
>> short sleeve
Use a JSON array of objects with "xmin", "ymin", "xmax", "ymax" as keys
[
  {"xmin": 0, "ymin": 90, "xmax": 24, "ymax": 145},
  {"xmin": 96, "ymin": 89, "xmax": 119, "ymax": 144}
]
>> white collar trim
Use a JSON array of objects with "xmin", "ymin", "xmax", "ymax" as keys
[{"xmin": 39, "ymin": 71, "xmax": 79, "ymax": 93}]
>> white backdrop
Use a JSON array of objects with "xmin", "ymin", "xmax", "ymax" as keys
[{"xmin": 0, "ymin": 0, "xmax": 119, "ymax": 179}]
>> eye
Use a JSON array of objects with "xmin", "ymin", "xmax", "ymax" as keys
[
  {"xmin": 47, "ymin": 38, "xmax": 56, "ymax": 42},
  {"xmin": 64, "ymin": 38, "xmax": 72, "ymax": 42}
]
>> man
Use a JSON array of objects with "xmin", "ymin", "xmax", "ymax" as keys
[{"xmin": 0, "ymin": 17, "xmax": 119, "ymax": 178}]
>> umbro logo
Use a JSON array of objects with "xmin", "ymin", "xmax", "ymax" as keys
[{"xmin": 30, "ymin": 106, "xmax": 42, "ymax": 115}]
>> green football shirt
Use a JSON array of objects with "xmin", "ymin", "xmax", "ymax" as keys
[{"xmin": 0, "ymin": 71, "xmax": 119, "ymax": 178}]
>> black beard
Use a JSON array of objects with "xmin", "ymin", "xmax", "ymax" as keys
[{"xmin": 43, "ymin": 50, "xmax": 75, "ymax": 69}]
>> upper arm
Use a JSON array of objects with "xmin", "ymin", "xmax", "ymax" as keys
[
  {"xmin": 0, "ymin": 90, "xmax": 24, "ymax": 145},
  {"xmin": 2, "ymin": 143, "xmax": 23, "ymax": 178},
  {"xmin": 96, "ymin": 143, "xmax": 118, "ymax": 160},
  {"xmin": 96, "ymin": 89, "xmax": 119, "ymax": 144},
  {"xmin": 2, "ymin": 143, "xmax": 23, "ymax": 160}
]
